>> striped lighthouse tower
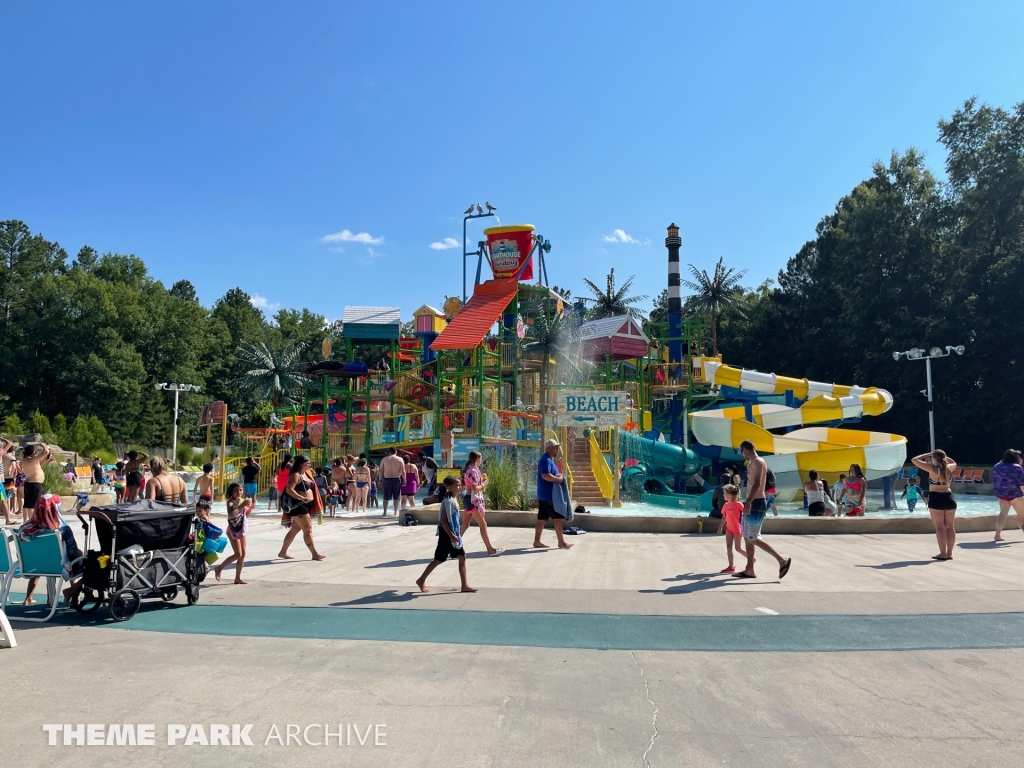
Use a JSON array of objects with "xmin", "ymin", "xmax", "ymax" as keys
[{"xmin": 665, "ymin": 223, "xmax": 683, "ymax": 366}]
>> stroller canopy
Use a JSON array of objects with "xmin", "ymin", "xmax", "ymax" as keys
[
  {"xmin": 86, "ymin": 500, "xmax": 195, "ymax": 554},
  {"xmin": 86, "ymin": 499, "xmax": 194, "ymax": 522}
]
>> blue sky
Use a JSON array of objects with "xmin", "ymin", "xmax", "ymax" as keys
[{"xmin": 2, "ymin": 1, "xmax": 1022, "ymax": 322}]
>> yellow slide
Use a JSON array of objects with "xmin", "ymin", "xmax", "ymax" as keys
[{"xmin": 690, "ymin": 359, "xmax": 907, "ymax": 488}]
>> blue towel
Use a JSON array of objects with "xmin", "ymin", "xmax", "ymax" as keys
[{"xmin": 552, "ymin": 479, "xmax": 573, "ymax": 523}]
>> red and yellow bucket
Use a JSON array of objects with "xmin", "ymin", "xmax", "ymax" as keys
[{"xmin": 484, "ymin": 224, "xmax": 534, "ymax": 280}]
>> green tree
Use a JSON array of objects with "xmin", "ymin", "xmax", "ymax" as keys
[
  {"xmin": 2, "ymin": 414, "xmax": 23, "ymax": 436},
  {"xmin": 52, "ymin": 413, "xmax": 69, "ymax": 446},
  {"xmin": 581, "ymin": 268, "xmax": 648, "ymax": 320},
  {"xmin": 29, "ymin": 409, "xmax": 52, "ymax": 436},
  {"xmin": 680, "ymin": 256, "xmax": 748, "ymax": 357}
]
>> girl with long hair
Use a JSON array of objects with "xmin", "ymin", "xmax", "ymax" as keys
[
  {"xmin": 839, "ymin": 463, "xmax": 867, "ymax": 516},
  {"xmin": 912, "ymin": 449, "xmax": 958, "ymax": 560},
  {"xmin": 460, "ymin": 451, "xmax": 501, "ymax": 556}
]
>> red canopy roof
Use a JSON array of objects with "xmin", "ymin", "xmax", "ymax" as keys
[{"xmin": 431, "ymin": 280, "xmax": 519, "ymax": 351}]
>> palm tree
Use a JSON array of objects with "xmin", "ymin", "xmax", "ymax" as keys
[
  {"xmin": 681, "ymin": 256, "xmax": 748, "ymax": 357},
  {"xmin": 235, "ymin": 340, "xmax": 309, "ymax": 406},
  {"xmin": 582, "ymin": 268, "xmax": 648, "ymax": 319},
  {"xmin": 520, "ymin": 302, "xmax": 583, "ymax": 416}
]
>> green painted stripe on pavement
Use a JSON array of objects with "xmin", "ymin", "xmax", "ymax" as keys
[{"xmin": 83, "ymin": 605, "xmax": 1024, "ymax": 652}]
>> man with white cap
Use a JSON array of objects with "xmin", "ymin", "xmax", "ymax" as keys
[{"xmin": 534, "ymin": 438, "xmax": 573, "ymax": 549}]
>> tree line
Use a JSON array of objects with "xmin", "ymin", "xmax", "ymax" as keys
[
  {"xmin": 2, "ymin": 97, "xmax": 1019, "ymax": 462},
  {"xmin": 646, "ymin": 98, "xmax": 1023, "ymax": 462}
]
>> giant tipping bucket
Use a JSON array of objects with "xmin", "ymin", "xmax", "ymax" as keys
[{"xmin": 484, "ymin": 224, "xmax": 534, "ymax": 280}]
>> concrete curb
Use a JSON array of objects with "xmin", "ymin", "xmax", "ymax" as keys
[{"xmin": 405, "ymin": 506, "xmax": 1020, "ymax": 535}]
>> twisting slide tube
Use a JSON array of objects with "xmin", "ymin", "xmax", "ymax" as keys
[{"xmin": 690, "ymin": 360, "xmax": 906, "ymax": 488}]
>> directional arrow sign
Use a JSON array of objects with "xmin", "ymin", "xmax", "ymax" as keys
[{"xmin": 555, "ymin": 389, "xmax": 629, "ymax": 427}]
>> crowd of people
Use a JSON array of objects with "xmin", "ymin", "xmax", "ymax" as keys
[{"xmin": 4, "ymin": 432, "xmax": 1024, "ymax": 603}]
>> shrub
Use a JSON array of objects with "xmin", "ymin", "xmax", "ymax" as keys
[
  {"xmin": 483, "ymin": 451, "xmax": 534, "ymax": 511},
  {"xmin": 42, "ymin": 462, "xmax": 73, "ymax": 496}
]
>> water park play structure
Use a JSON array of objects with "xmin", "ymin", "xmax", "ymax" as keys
[{"xmin": 213, "ymin": 220, "xmax": 906, "ymax": 510}]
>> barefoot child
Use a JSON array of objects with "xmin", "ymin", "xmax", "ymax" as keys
[
  {"xmin": 416, "ymin": 475, "xmax": 476, "ymax": 594},
  {"xmin": 720, "ymin": 484, "xmax": 745, "ymax": 573},
  {"xmin": 112, "ymin": 462, "xmax": 127, "ymax": 503},
  {"xmin": 193, "ymin": 463, "xmax": 215, "ymax": 504},
  {"xmin": 900, "ymin": 476, "xmax": 920, "ymax": 512},
  {"xmin": 216, "ymin": 482, "xmax": 253, "ymax": 584}
]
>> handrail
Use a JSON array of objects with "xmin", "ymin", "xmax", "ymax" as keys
[{"xmin": 588, "ymin": 430, "xmax": 615, "ymax": 501}]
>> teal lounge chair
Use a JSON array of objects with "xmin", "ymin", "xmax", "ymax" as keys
[
  {"xmin": 10, "ymin": 529, "xmax": 83, "ymax": 623},
  {"xmin": 0, "ymin": 529, "xmax": 18, "ymax": 610}
]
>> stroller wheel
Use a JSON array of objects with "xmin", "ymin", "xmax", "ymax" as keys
[
  {"xmin": 109, "ymin": 589, "xmax": 141, "ymax": 622},
  {"xmin": 160, "ymin": 587, "xmax": 178, "ymax": 602},
  {"xmin": 186, "ymin": 583, "xmax": 200, "ymax": 605},
  {"xmin": 72, "ymin": 587, "xmax": 103, "ymax": 615}
]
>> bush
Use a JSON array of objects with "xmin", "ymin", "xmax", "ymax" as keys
[
  {"xmin": 176, "ymin": 443, "xmax": 200, "ymax": 467},
  {"xmin": 43, "ymin": 462, "xmax": 73, "ymax": 496},
  {"xmin": 2, "ymin": 413, "xmax": 24, "ymax": 437},
  {"xmin": 483, "ymin": 451, "xmax": 534, "ymax": 511}
]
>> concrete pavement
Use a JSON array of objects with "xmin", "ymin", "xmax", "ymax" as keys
[{"xmin": 2, "ymin": 515, "xmax": 1023, "ymax": 766}]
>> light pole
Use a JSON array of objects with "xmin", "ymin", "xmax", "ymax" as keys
[
  {"xmin": 892, "ymin": 346, "xmax": 964, "ymax": 452},
  {"xmin": 155, "ymin": 383, "xmax": 201, "ymax": 468},
  {"xmin": 463, "ymin": 204, "xmax": 496, "ymax": 304}
]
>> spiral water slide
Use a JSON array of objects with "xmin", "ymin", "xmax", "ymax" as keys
[{"xmin": 689, "ymin": 360, "xmax": 907, "ymax": 487}]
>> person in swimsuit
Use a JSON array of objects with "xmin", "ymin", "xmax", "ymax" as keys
[
  {"xmin": 459, "ymin": 451, "xmax": 502, "ymax": 556},
  {"xmin": 804, "ymin": 470, "xmax": 828, "ymax": 516},
  {"xmin": 145, "ymin": 457, "xmax": 188, "ymax": 504},
  {"xmin": 911, "ymin": 449, "xmax": 958, "ymax": 560},
  {"xmin": 111, "ymin": 462, "xmax": 127, "ymax": 503},
  {"xmin": 990, "ymin": 449, "xmax": 1024, "ymax": 542},
  {"xmin": 352, "ymin": 459, "xmax": 371, "ymax": 513},
  {"xmin": 122, "ymin": 450, "xmax": 149, "ymax": 502},
  {"xmin": 401, "ymin": 455, "xmax": 419, "ymax": 511},
  {"xmin": 0, "ymin": 437, "xmax": 13, "ymax": 525},
  {"xmin": 20, "ymin": 444, "xmax": 52, "ymax": 518},
  {"xmin": 838, "ymin": 464, "xmax": 866, "ymax": 516},
  {"xmin": 278, "ymin": 455, "xmax": 325, "ymax": 561},
  {"xmin": 276, "ymin": 454, "xmax": 293, "ymax": 516},
  {"xmin": 344, "ymin": 456, "xmax": 358, "ymax": 513},
  {"xmin": 900, "ymin": 477, "xmax": 921, "ymax": 512},
  {"xmin": 193, "ymin": 463, "xmax": 216, "ymax": 504},
  {"xmin": 216, "ymin": 481, "xmax": 254, "ymax": 584},
  {"xmin": 734, "ymin": 440, "xmax": 791, "ymax": 580},
  {"xmin": 368, "ymin": 461, "xmax": 379, "ymax": 508}
]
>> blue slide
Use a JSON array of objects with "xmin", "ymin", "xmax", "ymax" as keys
[{"xmin": 619, "ymin": 433, "xmax": 711, "ymax": 511}]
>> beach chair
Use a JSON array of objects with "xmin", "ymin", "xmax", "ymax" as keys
[
  {"xmin": 895, "ymin": 468, "xmax": 906, "ymax": 481},
  {"xmin": 972, "ymin": 468, "xmax": 985, "ymax": 483},
  {"xmin": 950, "ymin": 468, "xmax": 963, "ymax": 483},
  {"xmin": 906, "ymin": 467, "xmax": 918, "ymax": 480},
  {"xmin": 0, "ymin": 529, "xmax": 18, "ymax": 611},
  {"xmin": 10, "ymin": 530, "xmax": 82, "ymax": 623}
]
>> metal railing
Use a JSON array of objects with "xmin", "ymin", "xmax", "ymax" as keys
[{"xmin": 588, "ymin": 429, "xmax": 615, "ymax": 501}]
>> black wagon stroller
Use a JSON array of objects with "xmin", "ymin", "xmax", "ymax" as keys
[{"xmin": 73, "ymin": 499, "xmax": 202, "ymax": 622}]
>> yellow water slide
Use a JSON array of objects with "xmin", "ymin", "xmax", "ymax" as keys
[{"xmin": 689, "ymin": 359, "xmax": 907, "ymax": 487}]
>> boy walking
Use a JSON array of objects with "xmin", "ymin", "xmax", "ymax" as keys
[
  {"xmin": 193, "ymin": 464, "xmax": 215, "ymax": 504},
  {"xmin": 416, "ymin": 476, "xmax": 476, "ymax": 593},
  {"xmin": 901, "ymin": 477, "xmax": 920, "ymax": 512}
]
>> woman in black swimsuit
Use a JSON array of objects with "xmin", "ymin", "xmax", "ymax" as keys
[
  {"xmin": 145, "ymin": 457, "xmax": 188, "ymax": 504},
  {"xmin": 911, "ymin": 449, "xmax": 958, "ymax": 560},
  {"xmin": 278, "ymin": 455, "xmax": 326, "ymax": 561}
]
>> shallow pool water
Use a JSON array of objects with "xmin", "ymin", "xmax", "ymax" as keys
[{"xmin": 589, "ymin": 490, "xmax": 1002, "ymax": 518}]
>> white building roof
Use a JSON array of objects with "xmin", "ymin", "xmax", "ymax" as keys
[
  {"xmin": 413, "ymin": 304, "xmax": 445, "ymax": 317},
  {"xmin": 342, "ymin": 306, "xmax": 401, "ymax": 324},
  {"xmin": 580, "ymin": 315, "xmax": 648, "ymax": 342}
]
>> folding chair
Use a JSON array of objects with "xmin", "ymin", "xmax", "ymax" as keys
[
  {"xmin": 0, "ymin": 529, "xmax": 18, "ymax": 610},
  {"xmin": 972, "ymin": 468, "xmax": 985, "ymax": 483},
  {"xmin": 10, "ymin": 530, "xmax": 82, "ymax": 623},
  {"xmin": 949, "ymin": 468, "xmax": 963, "ymax": 483}
]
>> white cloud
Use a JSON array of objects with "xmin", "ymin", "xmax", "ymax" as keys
[
  {"xmin": 429, "ymin": 237, "xmax": 460, "ymax": 250},
  {"xmin": 603, "ymin": 228, "xmax": 638, "ymax": 243},
  {"xmin": 321, "ymin": 229, "xmax": 384, "ymax": 245},
  {"xmin": 358, "ymin": 247, "xmax": 385, "ymax": 265},
  {"xmin": 250, "ymin": 293, "xmax": 281, "ymax": 311}
]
